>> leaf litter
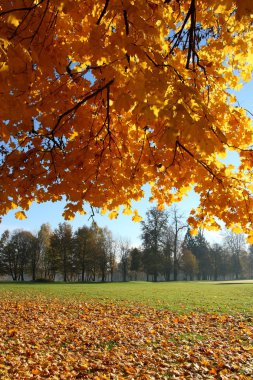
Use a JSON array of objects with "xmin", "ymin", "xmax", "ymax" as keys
[{"xmin": 0, "ymin": 296, "xmax": 252, "ymax": 379}]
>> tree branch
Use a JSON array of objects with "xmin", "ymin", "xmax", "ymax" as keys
[
  {"xmin": 177, "ymin": 140, "xmax": 223, "ymax": 183},
  {"xmin": 123, "ymin": 9, "xmax": 129, "ymax": 35},
  {"xmin": 0, "ymin": 1, "xmax": 44, "ymax": 17},
  {"xmin": 51, "ymin": 79, "xmax": 114, "ymax": 135},
  {"xmin": 96, "ymin": 0, "xmax": 110, "ymax": 25}
]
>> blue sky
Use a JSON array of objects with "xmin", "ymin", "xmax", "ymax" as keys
[
  {"xmin": 0, "ymin": 81, "xmax": 252, "ymax": 246},
  {"xmin": 0, "ymin": 186, "xmax": 199, "ymax": 247}
]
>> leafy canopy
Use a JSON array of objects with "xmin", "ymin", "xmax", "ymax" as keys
[{"xmin": 0, "ymin": 1, "xmax": 253, "ymax": 239}]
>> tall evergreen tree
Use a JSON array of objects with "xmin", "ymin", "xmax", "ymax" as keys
[{"xmin": 130, "ymin": 248, "xmax": 142, "ymax": 281}]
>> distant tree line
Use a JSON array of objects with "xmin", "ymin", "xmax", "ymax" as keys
[
  {"xmin": 0, "ymin": 208, "xmax": 253, "ymax": 282},
  {"xmin": 0, "ymin": 222, "xmax": 118, "ymax": 282},
  {"xmin": 138, "ymin": 207, "xmax": 253, "ymax": 281}
]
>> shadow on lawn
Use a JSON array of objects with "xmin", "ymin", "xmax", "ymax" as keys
[{"xmin": 215, "ymin": 281, "xmax": 253, "ymax": 285}]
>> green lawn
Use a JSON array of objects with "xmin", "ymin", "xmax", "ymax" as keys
[{"xmin": 0, "ymin": 280, "xmax": 252, "ymax": 314}]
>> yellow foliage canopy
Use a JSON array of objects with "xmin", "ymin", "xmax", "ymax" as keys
[{"xmin": 0, "ymin": 0, "xmax": 253, "ymax": 237}]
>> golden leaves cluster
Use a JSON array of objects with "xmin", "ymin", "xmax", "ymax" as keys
[{"xmin": 0, "ymin": 0, "xmax": 253, "ymax": 237}]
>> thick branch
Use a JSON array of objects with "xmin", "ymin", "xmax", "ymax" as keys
[
  {"xmin": 96, "ymin": 0, "xmax": 110, "ymax": 25},
  {"xmin": 186, "ymin": 0, "xmax": 196, "ymax": 69},
  {"xmin": 123, "ymin": 9, "xmax": 129, "ymax": 35},
  {"xmin": 169, "ymin": 0, "xmax": 194, "ymax": 54}
]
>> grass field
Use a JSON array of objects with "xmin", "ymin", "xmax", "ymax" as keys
[
  {"xmin": 0, "ymin": 280, "xmax": 253, "ymax": 314},
  {"xmin": 0, "ymin": 281, "xmax": 252, "ymax": 379}
]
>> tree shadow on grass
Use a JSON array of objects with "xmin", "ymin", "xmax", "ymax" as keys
[{"xmin": 215, "ymin": 281, "xmax": 253, "ymax": 285}]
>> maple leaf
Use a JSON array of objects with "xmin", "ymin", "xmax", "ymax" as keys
[
  {"xmin": 132, "ymin": 209, "xmax": 142, "ymax": 222},
  {"xmin": 15, "ymin": 211, "xmax": 27, "ymax": 220},
  {"xmin": 109, "ymin": 210, "xmax": 118, "ymax": 220}
]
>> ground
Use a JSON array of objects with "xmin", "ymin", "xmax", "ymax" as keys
[{"xmin": 0, "ymin": 281, "xmax": 252, "ymax": 379}]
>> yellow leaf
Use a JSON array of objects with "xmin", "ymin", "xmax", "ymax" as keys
[
  {"xmin": 190, "ymin": 228, "xmax": 198, "ymax": 236},
  {"xmin": 0, "ymin": 62, "xmax": 8, "ymax": 72},
  {"xmin": 69, "ymin": 130, "xmax": 78, "ymax": 140},
  {"xmin": 101, "ymin": 208, "xmax": 107, "ymax": 215},
  {"xmin": 132, "ymin": 209, "xmax": 142, "ymax": 222},
  {"xmin": 231, "ymin": 225, "xmax": 243, "ymax": 234},
  {"xmin": 157, "ymin": 203, "xmax": 165, "ymax": 211},
  {"xmin": 247, "ymin": 235, "xmax": 253, "ymax": 244},
  {"xmin": 217, "ymin": 150, "xmax": 227, "ymax": 159},
  {"xmin": 15, "ymin": 211, "xmax": 27, "ymax": 220},
  {"xmin": 123, "ymin": 206, "xmax": 132, "ymax": 215},
  {"xmin": 8, "ymin": 328, "xmax": 17, "ymax": 336},
  {"xmin": 230, "ymin": 94, "xmax": 237, "ymax": 103},
  {"xmin": 109, "ymin": 210, "xmax": 118, "ymax": 219},
  {"xmin": 79, "ymin": 363, "xmax": 89, "ymax": 370},
  {"xmin": 7, "ymin": 15, "xmax": 20, "ymax": 27}
]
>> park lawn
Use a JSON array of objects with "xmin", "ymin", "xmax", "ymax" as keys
[
  {"xmin": 0, "ymin": 281, "xmax": 252, "ymax": 379},
  {"xmin": 0, "ymin": 280, "xmax": 253, "ymax": 314}
]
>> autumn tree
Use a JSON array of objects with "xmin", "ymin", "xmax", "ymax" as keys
[
  {"xmin": 181, "ymin": 249, "xmax": 198, "ymax": 281},
  {"xmin": 0, "ymin": 1, "xmax": 253, "ymax": 240},
  {"xmin": 37, "ymin": 223, "xmax": 53, "ymax": 279}
]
